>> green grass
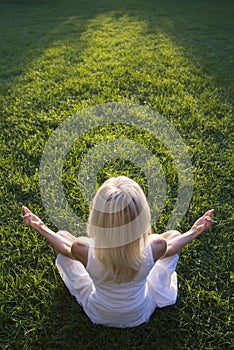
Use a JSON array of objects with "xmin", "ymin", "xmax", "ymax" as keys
[{"xmin": 1, "ymin": 0, "xmax": 233, "ymax": 349}]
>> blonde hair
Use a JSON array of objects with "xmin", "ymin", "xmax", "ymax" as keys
[{"xmin": 87, "ymin": 176, "xmax": 151, "ymax": 283}]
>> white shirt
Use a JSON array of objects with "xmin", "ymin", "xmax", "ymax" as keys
[
  {"xmin": 56, "ymin": 239, "xmax": 179, "ymax": 328},
  {"xmin": 85, "ymin": 241, "xmax": 156, "ymax": 328}
]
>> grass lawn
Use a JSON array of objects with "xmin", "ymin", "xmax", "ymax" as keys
[{"xmin": 1, "ymin": 0, "xmax": 233, "ymax": 349}]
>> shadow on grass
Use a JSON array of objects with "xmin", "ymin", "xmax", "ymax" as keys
[
  {"xmin": 26, "ymin": 281, "xmax": 188, "ymax": 350},
  {"xmin": 127, "ymin": 0, "xmax": 234, "ymax": 95},
  {"xmin": 24, "ymin": 242, "xmax": 232, "ymax": 350},
  {"xmin": 1, "ymin": 0, "xmax": 233, "ymax": 94}
]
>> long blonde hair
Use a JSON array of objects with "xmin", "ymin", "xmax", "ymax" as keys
[{"xmin": 87, "ymin": 176, "xmax": 151, "ymax": 284}]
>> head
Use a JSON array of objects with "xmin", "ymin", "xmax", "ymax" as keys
[{"xmin": 87, "ymin": 176, "xmax": 151, "ymax": 283}]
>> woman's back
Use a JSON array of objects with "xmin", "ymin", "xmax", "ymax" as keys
[{"xmin": 85, "ymin": 239, "xmax": 156, "ymax": 328}]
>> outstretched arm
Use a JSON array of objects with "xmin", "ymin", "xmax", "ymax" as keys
[
  {"xmin": 162, "ymin": 209, "xmax": 214, "ymax": 259},
  {"xmin": 22, "ymin": 206, "xmax": 75, "ymax": 259}
]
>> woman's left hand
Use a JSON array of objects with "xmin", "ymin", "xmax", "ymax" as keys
[{"xmin": 191, "ymin": 209, "xmax": 214, "ymax": 236}]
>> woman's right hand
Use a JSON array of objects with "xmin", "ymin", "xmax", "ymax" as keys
[{"xmin": 22, "ymin": 206, "xmax": 44, "ymax": 231}]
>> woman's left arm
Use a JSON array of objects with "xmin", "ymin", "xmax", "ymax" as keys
[{"xmin": 163, "ymin": 209, "xmax": 214, "ymax": 258}]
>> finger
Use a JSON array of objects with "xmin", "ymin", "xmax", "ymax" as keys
[
  {"xmin": 203, "ymin": 209, "xmax": 214, "ymax": 218},
  {"xmin": 204, "ymin": 216, "xmax": 214, "ymax": 229},
  {"xmin": 207, "ymin": 209, "xmax": 214, "ymax": 216},
  {"xmin": 23, "ymin": 214, "xmax": 32, "ymax": 225},
  {"xmin": 205, "ymin": 216, "xmax": 214, "ymax": 223},
  {"xmin": 22, "ymin": 206, "xmax": 32, "ymax": 214}
]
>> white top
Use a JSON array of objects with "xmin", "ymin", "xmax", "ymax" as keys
[{"xmin": 56, "ymin": 239, "xmax": 179, "ymax": 328}]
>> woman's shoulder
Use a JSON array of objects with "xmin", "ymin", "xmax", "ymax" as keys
[
  {"xmin": 147, "ymin": 234, "xmax": 167, "ymax": 262},
  {"xmin": 71, "ymin": 236, "xmax": 91, "ymax": 266}
]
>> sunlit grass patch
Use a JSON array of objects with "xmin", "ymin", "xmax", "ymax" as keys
[{"xmin": 1, "ymin": 1, "xmax": 233, "ymax": 349}]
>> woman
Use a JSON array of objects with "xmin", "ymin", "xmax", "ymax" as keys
[{"xmin": 22, "ymin": 176, "xmax": 214, "ymax": 328}]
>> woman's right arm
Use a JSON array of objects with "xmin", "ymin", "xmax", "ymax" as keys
[{"xmin": 22, "ymin": 206, "xmax": 89, "ymax": 264}]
